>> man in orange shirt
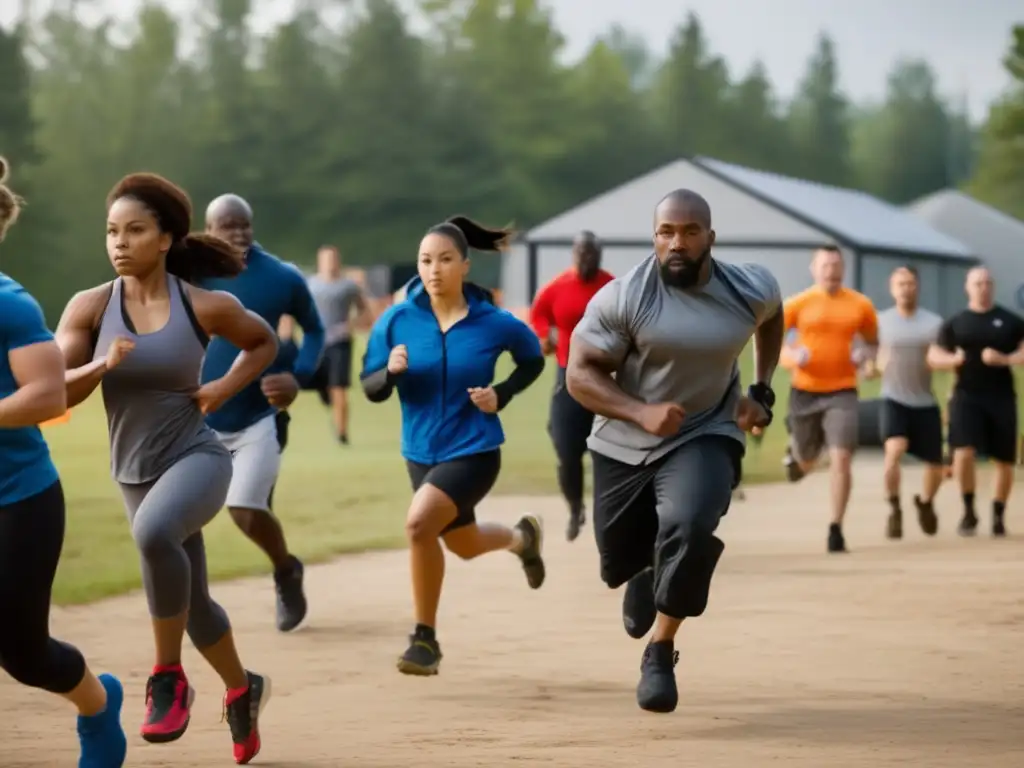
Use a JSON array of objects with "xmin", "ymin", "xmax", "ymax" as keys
[{"xmin": 782, "ymin": 246, "xmax": 879, "ymax": 553}]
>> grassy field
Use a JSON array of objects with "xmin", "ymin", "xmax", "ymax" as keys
[{"xmin": 44, "ymin": 336, "xmax": 979, "ymax": 605}]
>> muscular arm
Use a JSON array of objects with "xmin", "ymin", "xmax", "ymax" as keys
[
  {"xmin": 55, "ymin": 285, "xmax": 112, "ymax": 408},
  {"xmin": 0, "ymin": 341, "xmax": 67, "ymax": 427},
  {"xmin": 565, "ymin": 340, "xmax": 645, "ymax": 424},
  {"xmin": 927, "ymin": 344, "xmax": 964, "ymax": 370},
  {"xmin": 753, "ymin": 307, "xmax": 784, "ymax": 385},
  {"xmin": 192, "ymin": 288, "xmax": 278, "ymax": 397}
]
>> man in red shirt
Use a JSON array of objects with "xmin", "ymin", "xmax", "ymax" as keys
[{"xmin": 530, "ymin": 231, "xmax": 615, "ymax": 541}]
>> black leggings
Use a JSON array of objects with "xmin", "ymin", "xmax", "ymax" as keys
[
  {"xmin": 0, "ymin": 480, "xmax": 86, "ymax": 694},
  {"xmin": 548, "ymin": 367, "xmax": 595, "ymax": 508}
]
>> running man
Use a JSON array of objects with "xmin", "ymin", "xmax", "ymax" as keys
[
  {"xmin": 56, "ymin": 173, "xmax": 275, "ymax": 763},
  {"xmin": 529, "ymin": 230, "xmax": 614, "ymax": 541},
  {"xmin": 308, "ymin": 245, "xmax": 369, "ymax": 444},
  {"xmin": 0, "ymin": 157, "xmax": 127, "ymax": 767},
  {"xmin": 361, "ymin": 216, "xmax": 546, "ymax": 677},
  {"xmin": 202, "ymin": 194, "xmax": 325, "ymax": 633},
  {"xmin": 781, "ymin": 246, "xmax": 879, "ymax": 553},
  {"xmin": 875, "ymin": 266, "xmax": 944, "ymax": 539},
  {"xmin": 927, "ymin": 266, "xmax": 1024, "ymax": 537},
  {"xmin": 566, "ymin": 189, "xmax": 782, "ymax": 714}
]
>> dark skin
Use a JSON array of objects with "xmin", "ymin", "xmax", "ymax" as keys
[
  {"xmin": 204, "ymin": 193, "xmax": 296, "ymax": 570},
  {"xmin": 566, "ymin": 190, "xmax": 780, "ymax": 437}
]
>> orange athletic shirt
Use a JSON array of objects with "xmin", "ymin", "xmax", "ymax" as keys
[{"xmin": 783, "ymin": 286, "xmax": 878, "ymax": 393}]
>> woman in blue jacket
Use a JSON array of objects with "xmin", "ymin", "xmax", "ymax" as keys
[{"xmin": 361, "ymin": 216, "xmax": 546, "ymax": 676}]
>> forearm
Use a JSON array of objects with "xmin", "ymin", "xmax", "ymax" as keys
[
  {"xmin": 566, "ymin": 363, "xmax": 645, "ymax": 424},
  {"xmin": 1005, "ymin": 349, "xmax": 1024, "ymax": 367},
  {"xmin": 212, "ymin": 339, "xmax": 278, "ymax": 397},
  {"xmin": 360, "ymin": 368, "xmax": 396, "ymax": 403},
  {"xmin": 927, "ymin": 349, "xmax": 961, "ymax": 370},
  {"xmin": 65, "ymin": 359, "xmax": 107, "ymax": 408},
  {"xmin": 293, "ymin": 327, "xmax": 325, "ymax": 386},
  {"xmin": 0, "ymin": 382, "xmax": 67, "ymax": 428},
  {"xmin": 753, "ymin": 311, "xmax": 783, "ymax": 384},
  {"xmin": 493, "ymin": 357, "xmax": 545, "ymax": 410}
]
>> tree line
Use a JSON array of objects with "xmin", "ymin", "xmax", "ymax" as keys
[{"xmin": 0, "ymin": 0, "xmax": 1021, "ymax": 319}]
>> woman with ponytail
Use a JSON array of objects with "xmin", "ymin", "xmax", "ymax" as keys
[
  {"xmin": 360, "ymin": 216, "xmax": 547, "ymax": 677},
  {"xmin": 54, "ymin": 173, "xmax": 278, "ymax": 764}
]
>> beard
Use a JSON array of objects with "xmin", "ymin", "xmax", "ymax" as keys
[{"xmin": 660, "ymin": 248, "xmax": 710, "ymax": 289}]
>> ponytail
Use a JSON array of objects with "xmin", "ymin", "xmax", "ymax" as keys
[
  {"xmin": 428, "ymin": 215, "xmax": 515, "ymax": 258},
  {"xmin": 166, "ymin": 233, "xmax": 244, "ymax": 284}
]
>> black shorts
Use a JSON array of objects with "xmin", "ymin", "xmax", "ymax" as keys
[
  {"xmin": 320, "ymin": 340, "xmax": 353, "ymax": 389},
  {"xmin": 406, "ymin": 450, "xmax": 501, "ymax": 534},
  {"xmin": 879, "ymin": 399, "xmax": 943, "ymax": 464},
  {"xmin": 948, "ymin": 390, "xmax": 1018, "ymax": 464},
  {"xmin": 274, "ymin": 410, "xmax": 290, "ymax": 452},
  {"xmin": 591, "ymin": 436, "xmax": 742, "ymax": 590}
]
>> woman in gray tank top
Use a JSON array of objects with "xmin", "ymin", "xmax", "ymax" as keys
[{"xmin": 55, "ymin": 172, "xmax": 279, "ymax": 764}]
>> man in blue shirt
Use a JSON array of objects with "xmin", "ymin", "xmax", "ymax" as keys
[{"xmin": 202, "ymin": 194, "xmax": 325, "ymax": 633}]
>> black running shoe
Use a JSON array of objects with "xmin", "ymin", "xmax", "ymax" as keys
[
  {"xmin": 397, "ymin": 630, "xmax": 443, "ymax": 676},
  {"xmin": 828, "ymin": 523, "xmax": 847, "ymax": 553},
  {"xmin": 886, "ymin": 510, "xmax": 902, "ymax": 540},
  {"xmin": 622, "ymin": 568, "xmax": 657, "ymax": 639},
  {"xmin": 566, "ymin": 504, "xmax": 585, "ymax": 542},
  {"xmin": 783, "ymin": 446, "xmax": 805, "ymax": 483},
  {"xmin": 958, "ymin": 511, "xmax": 978, "ymax": 537},
  {"xmin": 514, "ymin": 515, "xmax": 545, "ymax": 589},
  {"xmin": 993, "ymin": 515, "xmax": 1007, "ymax": 538},
  {"xmin": 274, "ymin": 556, "xmax": 308, "ymax": 633},
  {"xmin": 913, "ymin": 495, "xmax": 938, "ymax": 536},
  {"xmin": 224, "ymin": 671, "xmax": 271, "ymax": 765},
  {"xmin": 636, "ymin": 641, "xmax": 679, "ymax": 713}
]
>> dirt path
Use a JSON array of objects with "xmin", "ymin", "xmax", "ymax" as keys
[{"xmin": 3, "ymin": 462, "xmax": 1024, "ymax": 767}]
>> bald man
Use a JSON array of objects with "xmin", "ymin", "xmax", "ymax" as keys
[
  {"xmin": 928, "ymin": 266, "xmax": 1024, "ymax": 537},
  {"xmin": 529, "ymin": 230, "xmax": 614, "ymax": 541},
  {"xmin": 201, "ymin": 194, "xmax": 326, "ymax": 632},
  {"xmin": 566, "ymin": 189, "xmax": 783, "ymax": 714}
]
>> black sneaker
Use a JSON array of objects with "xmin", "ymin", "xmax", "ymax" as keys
[
  {"xmin": 636, "ymin": 641, "xmax": 679, "ymax": 713},
  {"xmin": 566, "ymin": 504, "xmax": 585, "ymax": 542},
  {"xmin": 397, "ymin": 630, "xmax": 443, "ymax": 676},
  {"xmin": 914, "ymin": 495, "xmax": 938, "ymax": 536},
  {"xmin": 828, "ymin": 523, "xmax": 847, "ymax": 553},
  {"xmin": 274, "ymin": 556, "xmax": 308, "ymax": 633},
  {"xmin": 958, "ymin": 511, "xmax": 978, "ymax": 537},
  {"xmin": 783, "ymin": 446, "xmax": 805, "ymax": 483},
  {"xmin": 514, "ymin": 515, "xmax": 545, "ymax": 589},
  {"xmin": 886, "ymin": 510, "xmax": 903, "ymax": 540},
  {"xmin": 993, "ymin": 516, "xmax": 1007, "ymax": 537},
  {"xmin": 223, "ymin": 670, "xmax": 271, "ymax": 765},
  {"xmin": 622, "ymin": 567, "xmax": 657, "ymax": 639}
]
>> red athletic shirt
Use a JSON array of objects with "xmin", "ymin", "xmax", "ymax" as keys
[{"xmin": 529, "ymin": 268, "xmax": 615, "ymax": 368}]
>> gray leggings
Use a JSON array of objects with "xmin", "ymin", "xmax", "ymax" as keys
[{"xmin": 119, "ymin": 448, "xmax": 232, "ymax": 649}]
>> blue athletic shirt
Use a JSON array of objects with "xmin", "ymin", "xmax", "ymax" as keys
[
  {"xmin": 361, "ymin": 277, "xmax": 544, "ymax": 465},
  {"xmin": 0, "ymin": 273, "xmax": 59, "ymax": 506},
  {"xmin": 199, "ymin": 243, "xmax": 325, "ymax": 433}
]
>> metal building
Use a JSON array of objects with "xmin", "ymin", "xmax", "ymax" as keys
[
  {"xmin": 907, "ymin": 189, "xmax": 1024, "ymax": 313},
  {"xmin": 502, "ymin": 156, "xmax": 978, "ymax": 315}
]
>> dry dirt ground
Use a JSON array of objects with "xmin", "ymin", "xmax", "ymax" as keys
[{"xmin": 3, "ymin": 461, "xmax": 1024, "ymax": 767}]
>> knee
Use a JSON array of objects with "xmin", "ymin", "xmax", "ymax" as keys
[
  {"xmin": 133, "ymin": 522, "xmax": 178, "ymax": 562},
  {"xmin": 405, "ymin": 514, "xmax": 440, "ymax": 545},
  {"xmin": 228, "ymin": 506, "xmax": 258, "ymax": 535},
  {"xmin": 830, "ymin": 448, "xmax": 853, "ymax": 472},
  {"xmin": 0, "ymin": 638, "xmax": 83, "ymax": 692}
]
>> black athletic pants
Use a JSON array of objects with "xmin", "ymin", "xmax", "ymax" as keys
[
  {"xmin": 591, "ymin": 436, "xmax": 742, "ymax": 619},
  {"xmin": 0, "ymin": 480, "xmax": 86, "ymax": 693},
  {"xmin": 548, "ymin": 366, "xmax": 595, "ymax": 509}
]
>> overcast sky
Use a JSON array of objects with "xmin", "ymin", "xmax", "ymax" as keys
[{"xmin": 3, "ymin": 0, "xmax": 1019, "ymax": 122}]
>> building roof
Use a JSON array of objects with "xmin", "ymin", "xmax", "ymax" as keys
[
  {"xmin": 692, "ymin": 157, "xmax": 975, "ymax": 261},
  {"xmin": 906, "ymin": 188, "xmax": 1024, "ymax": 259}
]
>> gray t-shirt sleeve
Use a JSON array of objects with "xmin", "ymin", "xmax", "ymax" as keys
[
  {"xmin": 570, "ymin": 280, "xmax": 634, "ymax": 366},
  {"xmin": 740, "ymin": 264, "xmax": 783, "ymax": 325}
]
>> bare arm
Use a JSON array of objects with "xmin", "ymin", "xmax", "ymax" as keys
[
  {"xmin": 753, "ymin": 308, "xmax": 784, "ymax": 385},
  {"xmin": 927, "ymin": 343, "xmax": 964, "ymax": 370},
  {"xmin": 0, "ymin": 339, "xmax": 68, "ymax": 427},
  {"xmin": 191, "ymin": 288, "xmax": 278, "ymax": 398},
  {"xmin": 55, "ymin": 285, "xmax": 113, "ymax": 408},
  {"xmin": 565, "ymin": 339, "xmax": 645, "ymax": 425}
]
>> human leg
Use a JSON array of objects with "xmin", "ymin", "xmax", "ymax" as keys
[
  {"xmin": 985, "ymin": 396, "xmax": 1018, "ymax": 537},
  {"xmin": 326, "ymin": 341, "xmax": 353, "ymax": 443},
  {"xmin": 548, "ymin": 370, "xmax": 594, "ymax": 541},
  {"xmin": 948, "ymin": 392, "xmax": 982, "ymax": 535},
  {"xmin": 0, "ymin": 481, "xmax": 127, "ymax": 766},
  {"xmin": 906, "ymin": 405, "xmax": 944, "ymax": 536},
  {"xmin": 880, "ymin": 398, "xmax": 910, "ymax": 538},
  {"xmin": 821, "ymin": 393, "xmax": 858, "ymax": 553}
]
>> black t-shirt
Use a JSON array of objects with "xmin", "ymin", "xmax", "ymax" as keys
[{"xmin": 936, "ymin": 305, "xmax": 1024, "ymax": 396}]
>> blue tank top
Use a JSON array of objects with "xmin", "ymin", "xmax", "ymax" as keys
[{"xmin": 0, "ymin": 272, "xmax": 59, "ymax": 506}]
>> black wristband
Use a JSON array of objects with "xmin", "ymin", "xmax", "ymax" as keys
[{"xmin": 747, "ymin": 382, "xmax": 775, "ymax": 426}]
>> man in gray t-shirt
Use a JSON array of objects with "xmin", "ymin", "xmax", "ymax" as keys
[
  {"xmin": 306, "ymin": 245, "xmax": 367, "ymax": 444},
  {"xmin": 566, "ymin": 188, "xmax": 783, "ymax": 716},
  {"xmin": 875, "ymin": 265, "xmax": 945, "ymax": 539}
]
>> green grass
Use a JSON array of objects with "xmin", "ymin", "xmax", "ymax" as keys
[{"xmin": 43, "ymin": 336, "xmax": 1000, "ymax": 605}]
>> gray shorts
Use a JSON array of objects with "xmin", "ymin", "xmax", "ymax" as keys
[
  {"xmin": 788, "ymin": 388, "xmax": 859, "ymax": 462},
  {"xmin": 214, "ymin": 413, "xmax": 282, "ymax": 512}
]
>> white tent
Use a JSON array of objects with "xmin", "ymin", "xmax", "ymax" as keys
[
  {"xmin": 907, "ymin": 189, "xmax": 1024, "ymax": 312},
  {"xmin": 502, "ymin": 156, "xmax": 977, "ymax": 315}
]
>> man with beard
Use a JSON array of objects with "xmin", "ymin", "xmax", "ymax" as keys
[
  {"xmin": 874, "ymin": 266, "xmax": 944, "ymax": 540},
  {"xmin": 201, "ymin": 193, "xmax": 326, "ymax": 633},
  {"xmin": 781, "ymin": 246, "xmax": 878, "ymax": 554},
  {"xmin": 529, "ymin": 230, "xmax": 614, "ymax": 541},
  {"xmin": 566, "ymin": 189, "xmax": 783, "ymax": 714}
]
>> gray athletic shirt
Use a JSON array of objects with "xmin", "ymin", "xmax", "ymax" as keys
[
  {"xmin": 308, "ymin": 275, "xmax": 362, "ymax": 345},
  {"xmin": 571, "ymin": 254, "xmax": 782, "ymax": 466},
  {"xmin": 94, "ymin": 276, "xmax": 225, "ymax": 484},
  {"xmin": 877, "ymin": 306, "xmax": 943, "ymax": 407}
]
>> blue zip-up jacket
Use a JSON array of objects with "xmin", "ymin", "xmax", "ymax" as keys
[
  {"xmin": 199, "ymin": 243, "xmax": 325, "ymax": 433},
  {"xmin": 360, "ymin": 277, "xmax": 544, "ymax": 465},
  {"xmin": 0, "ymin": 273, "xmax": 59, "ymax": 505}
]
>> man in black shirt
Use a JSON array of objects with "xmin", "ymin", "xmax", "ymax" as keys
[{"xmin": 928, "ymin": 267, "xmax": 1024, "ymax": 537}]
